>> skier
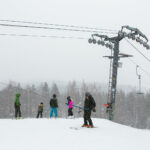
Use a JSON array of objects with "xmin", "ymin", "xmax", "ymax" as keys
[
  {"xmin": 50, "ymin": 94, "xmax": 58, "ymax": 118},
  {"xmin": 67, "ymin": 96, "xmax": 74, "ymax": 118},
  {"xmin": 36, "ymin": 102, "xmax": 43, "ymax": 118},
  {"xmin": 82, "ymin": 92, "xmax": 96, "ymax": 128},
  {"xmin": 14, "ymin": 93, "xmax": 22, "ymax": 119}
]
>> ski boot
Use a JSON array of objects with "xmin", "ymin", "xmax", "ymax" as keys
[
  {"xmin": 87, "ymin": 125, "xmax": 94, "ymax": 128},
  {"xmin": 82, "ymin": 124, "xmax": 88, "ymax": 127}
]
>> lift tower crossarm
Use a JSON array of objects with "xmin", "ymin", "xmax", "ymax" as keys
[{"xmin": 122, "ymin": 25, "xmax": 149, "ymax": 42}]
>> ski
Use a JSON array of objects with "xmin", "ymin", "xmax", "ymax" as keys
[
  {"xmin": 69, "ymin": 127, "xmax": 81, "ymax": 130},
  {"xmin": 69, "ymin": 126, "xmax": 98, "ymax": 130},
  {"xmin": 65, "ymin": 103, "xmax": 89, "ymax": 111}
]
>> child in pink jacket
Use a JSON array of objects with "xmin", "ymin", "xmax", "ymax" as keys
[{"xmin": 67, "ymin": 96, "xmax": 74, "ymax": 117}]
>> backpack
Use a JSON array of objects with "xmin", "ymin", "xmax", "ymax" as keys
[{"xmin": 89, "ymin": 95, "xmax": 96, "ymax": 109}]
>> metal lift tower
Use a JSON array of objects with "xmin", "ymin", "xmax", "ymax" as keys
[{"xmin": 88, "ymin": 25, "xmax": 150, "ymax": 120}]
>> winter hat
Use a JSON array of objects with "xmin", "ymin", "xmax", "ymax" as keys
[
  {"xmin": 67, "ymin": 96, "xmax": 71, "ymax": 100},
  {"xmin": 16, "ymin": 93, "xmax": 21, "ymax": 97},
  {"xmin": 85, "ymin": 92, "xmax": 90, "ymax": 97},
  {"xmin": 53, "ymin": 94, "xmax": 56, "ymax": 98}
]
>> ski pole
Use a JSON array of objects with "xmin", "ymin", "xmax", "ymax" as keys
[{"xmin": 65, "ymin": 103, "xmax": 89, "ymax": 111}]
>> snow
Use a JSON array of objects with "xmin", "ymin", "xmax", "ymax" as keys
[{"xmin": 0, "ymin": 118, "xmax": 150, "ymax": 150}]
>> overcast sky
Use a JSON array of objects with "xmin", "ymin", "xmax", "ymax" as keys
[{"xmin": 0, "ymin": 0, "xmax": 150, "ymax": 90}]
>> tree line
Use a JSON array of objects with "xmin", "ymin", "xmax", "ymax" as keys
[{"xmin": 0, "ymin": 81, "xmax": 150, "ymax": 129}]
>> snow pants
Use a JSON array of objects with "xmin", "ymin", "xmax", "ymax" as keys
[
  {"xmin": 37, "ymin": 111, "xmax": 43, "ymax": 118},
  {"xmin": 68, "ymin": 108, "xmax": 73, "ymax": 116},
  {"xmin": 84, "ymin": 110, "xmax": 93, "ymax": 126},
  {"xmin": 50, "ymin": 107, "xmax": 58, "ymax": 118},
  {"xmin": 15, "ymin": 106, "xmax": 21, "ymax": 118}
]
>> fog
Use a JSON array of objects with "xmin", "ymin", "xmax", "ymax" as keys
[{"xmin": 0, "ymin": 0, "xmax": 149, "ymax": 90}]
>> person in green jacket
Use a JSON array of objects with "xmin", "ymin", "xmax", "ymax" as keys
[
  {"xmin": 36, "ymin": 102, "xmax": 43, "ymax": 118},
  {"xmin": 14, "ymin": 93, "xmax": 22, "ymax": 118}
]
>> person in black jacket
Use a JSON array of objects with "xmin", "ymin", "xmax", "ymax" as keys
[
  {"xmin": 50, "ymin": 94, "xmax": 58, "ymax": 118},
  {"xmin": 82, "ymin": 92, "xmax": 96, "ymax": 128}
]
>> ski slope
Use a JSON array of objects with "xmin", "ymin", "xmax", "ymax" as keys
[{"xmin": 0, "ymin": 118, "xmax": 150, "ymax": 150}]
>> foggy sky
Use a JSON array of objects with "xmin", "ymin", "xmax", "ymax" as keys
[{"xmin": 0, "ymin": 0, "xmax": 150, "ymax": 90}]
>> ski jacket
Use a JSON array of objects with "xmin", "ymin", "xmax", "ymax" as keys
[
  {"xmin": 68, "ymin": 100, "xmax": 74, "ymax": 108},
  {"xmin": 50, "ymin": 98, "xmax": 58, "ymax": 108},
  {"xmin": 38, "ymin": 104, "xmax": 43, "ymax": 112},
  {"xmin": 14, "ymin": 93, "xmax": 21, "ymax": 107},
  {"xmin": 84, "ymin": 95, "xmax": 96, "ymax": 111}
]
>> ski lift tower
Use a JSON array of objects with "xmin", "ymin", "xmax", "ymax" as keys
[
  {"xmin": 136, "ymin": 65, "xmax": 144, "ymax": 95},
  {"xmin": 88, "ymin": 25, "xmax": 150, "ymax": 120}
]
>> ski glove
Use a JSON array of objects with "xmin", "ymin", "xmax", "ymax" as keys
[{"xmin": 92, "ymin": 108, "xmax": 96, "ymax": 112}]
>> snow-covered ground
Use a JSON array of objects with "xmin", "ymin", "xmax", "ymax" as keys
[{"xmin": 0, "ymin": 118, "xmax": 150, "ymax": 150}]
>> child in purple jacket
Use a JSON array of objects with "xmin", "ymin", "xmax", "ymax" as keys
[{"xmin": 67, "ymin": 96, "xmax": 74, "ymax": 117}]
